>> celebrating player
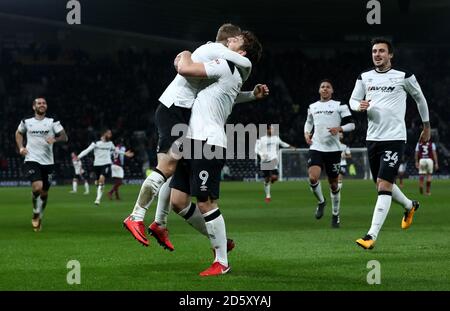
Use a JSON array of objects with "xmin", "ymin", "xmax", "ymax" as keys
[
  {"xmin": 254, "ymin": 124, "xmax": 294, "ymax": 203},
  {"xmin": 350, "ymin": 38, "xmax": 430, "ymax": 249},
  {"xmin": 304, "ymin": 79, "xmax": 355, "ymax": 228},
  {"xmin": 70, "ymin": 152, "xmax": 90, "ymax": 195},
  {"xmin": 168, "ymin": 30, "xmax": 263, "ymax": 275},
  {"xmin": 15, "ymin": 98, "xmax": 68, "ymax": 231},
  {"xmin": 77, "ymin": 129, "xmax": 133, "ymax": 206},
  {"xmin": 123, "ymin": 23, "xmax": 266, "ymax": 248}
]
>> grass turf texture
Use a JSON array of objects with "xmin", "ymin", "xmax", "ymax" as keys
[{"xmin": 0, "ymin": 179, "xmax": 449, "ymax": 290}]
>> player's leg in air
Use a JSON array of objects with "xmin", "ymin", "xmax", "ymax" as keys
[
  {"xmin": 338, "ymin": 165, "xmax": 346, "ymax": 190},
  {"xmin": 123, "ymin": 104, "xmax": 190, "ymax": 246},
  {"xmin": 356, "ymin": 142, "xmax": 419, "ymax": 250},
  {"xmin": 307, "ymin": 151, "xmax": 326, "ymax": 219}
]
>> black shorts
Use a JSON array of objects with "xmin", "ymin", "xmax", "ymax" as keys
[
  {"xmin": 94, "ymin": 165, "xmax": 111, "ymax": 180},
  {"xmin": 170, "ymin": 140, "xmax": 225, "ymax": 202},
  {"xmin": 307, "ymin": 150, "xmax": 341, "ymax": 179},
  {"xmin": 262, "ymin": 169, "xmax": 279, "ymax": 178},
  {"xmin": 73, "ymin": 172, "xmax": 88, "ymax": 180},
  {"xmin": 23, "ymin": 161, "xmax": 54, "ymax": 191},
  {"xmin": 155, "ymin": 103, "xmax": 191, "ymax": 154},
  {"xmin": 367, "ymin": 140, "xmax": 405, "ymax": 183}
]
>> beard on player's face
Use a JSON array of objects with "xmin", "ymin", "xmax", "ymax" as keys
[{"xmin": 34, "ymin": 104, "xmax": 47, "ymax": 115}]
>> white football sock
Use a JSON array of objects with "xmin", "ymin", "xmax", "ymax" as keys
[
  {"xmin": 72, "ymin": 180, "xmax": 77, "ymax": 192},
  {"xmin": 203, "ymin": 208, "xmax": 228, "ymax": 266},
  {"xmin": 310, "ymin": 181, "xmax": 325, "ymax": 203},
  {"xmin": 178, "ymin": 202, "xmax": 208, "ymax": 236},
  {"xmin": 39, "ymin": 196, "xmax": 47, "ymax": 218},
  {"xmin": 96, "ymin": 184, "xmax": 104, "ymax": 202},
  {"xmin": 368, "ymin": 192, "xmax": 392, "ymax": 240},
  {"xmin": 154, "ymin": 178, "xmax": 172, "ymax": 227},
  {"xmin": 264, "ymin": 181, "xmax": 271, "ymax": 198},
  {"xmin": 392, "ymin": 184, "xmax": 412, "ymax": 210},
  {"xmin": 330, "ymin": 188, "xmax": 341, "ymax": 216},
  {"xmin": 131, "ymin": 170, "xmax": 166, "ymax": 221},
  {"xmin": 338, "ymin": 181, "xmax": 343, "ymax": 190},
  {"xmin": 84, "ymin": 181, "xmax": 89, "ymax": 193},
  {"xmin": 34, "ymin": 196, "xmax": 43, "ymax": 215}
]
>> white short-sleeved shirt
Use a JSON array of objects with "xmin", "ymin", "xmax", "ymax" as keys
[
  {"xmin": 306, "ymin": 100, "xmax": 352, "ymax": 152},
  {"xmin": 17, "ymin": 116, "xmax": 64, "ymax": 165}
]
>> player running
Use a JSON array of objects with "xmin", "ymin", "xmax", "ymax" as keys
[
  {"xmin": 304, "ymin": 79, "xmax": 355, "ymax": 228},
  {"xmin": 15, "ymin": 97, "xmax": 68, "ymax": 231},
  {"xmin": 350, "ymin": 38, "xmax": 430, "ymax": 249},
  {"xmin": 254, "ymin": 124, "xmax": 294, "ymax": 203},
  {"xmin": 108, "ymin": 141, "xmax": 134, "ymax": 200},
  {"xmin": 70, "ymin": 152, "xmax": 90, "ymax": 195},
  {"xmin": 415, "ymin": 139, "xmax": 438, "ymax": 195}
]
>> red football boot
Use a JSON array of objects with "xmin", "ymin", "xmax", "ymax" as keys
[
  {"xmin": 199, "ymin": 262, "xmax": 231, "ymax": 276},
  {"xmin": 123, "ymin": 215, "xmax": 148, "ymax": 246},
  {"xmin": 148, "ymin": 221, "xmax": 174, "ymax": 251}
]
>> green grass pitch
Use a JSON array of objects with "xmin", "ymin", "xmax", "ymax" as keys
[{"xmin": 0, "ymin": 179, "xmax": 449, "ymax": 290}]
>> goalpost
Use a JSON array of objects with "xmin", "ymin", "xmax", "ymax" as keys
[{"xmin": 278, "ymin": 148, "xmax": 371, "ymax": 181}]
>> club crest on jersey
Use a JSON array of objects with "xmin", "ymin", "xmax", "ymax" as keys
[{"xmin": 214, "ymin": 59, "xmax": 220, "ymax": 64}]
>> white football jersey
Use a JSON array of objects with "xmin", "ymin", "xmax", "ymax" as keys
[
  {"xmin": 78, "ymin": 140, "xmax": 115, "ymax": 166},
  {"xmin": 349, "ymin": 68, "xmax": 429, "ymax": 142},
  {"xmin": 305, "ymin": 100, "xmax": 352, "ymax": 152},
  {"xmin": 340, "ymin": 143, "xmax": 351, "ymax": 166},
  {"xmin": 159, "ymin": 42, "xmax": 251, "ymax": 109},
  {"xmin": 187, "ymin": 58, "xmax": 243, "ymax": 148},
  {"xmin": 255, "ymin": 135, "xmax": 290, "ymax": 162},
  {"xmin": 17, "ymin": 116, "xmax": 64, "ymax": 165},
  {"xmin": 72, "ymin": 159, "xmax": 83, "ymax": 175}
]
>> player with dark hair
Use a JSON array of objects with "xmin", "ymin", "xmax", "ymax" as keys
[
  {"xmin": 415, "ymin": 139, "xmax": 438, "ymax": 195},
  {"xmin": 304, "ymin": 79, "xmax": 355, "ymax": 228},
  {"xmin": 350, "ymin": 37, "xmax": 430, "ymax": 249},
  {"xmin": 123, "ymin": 23, "xmax": 267, "ymax": 248},
  {"xmin": 255, "ymin": 124, "xmax": 293, "ymax": 203},
  {"xmin": 77, "ymin": 129, "xmax": 133, "ymax": 206},
  {"xmin": 15, "ymin": 98, "xmax": 68, "ymax": 231}
]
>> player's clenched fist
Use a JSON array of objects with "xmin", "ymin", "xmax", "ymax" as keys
[{"xmin": 358, "ymin": 100, "xmax": 371, "ymax": 111}]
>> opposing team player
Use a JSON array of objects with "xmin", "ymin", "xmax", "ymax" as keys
[
  {"xmin": 415, "ymin": 139, "xmax": 438, "ymax": 195},
  {"xmin": 304, "ymin": 79, "xmax": 355, "ymax": 228},
  {"xmin": 70, "ymin": 152, "xmax": 90, "ymax": 194},
  {"xmin": 254, "ymin": 124, "xmax": 294, "ymax": 203},
  {"xmin": 350, "ymin": 38, "xmax": 430, "ymax": 249},
  {"xmin": 15, "ymin": 98, "xmax": 68, "ymax": 231},
  {"xmin": 108, "ymin": 141, "xmax": 134, "ymax": 200},
  {"xmin": 77, "ymin": 129, "xmax": 133, "ymax": 206}
]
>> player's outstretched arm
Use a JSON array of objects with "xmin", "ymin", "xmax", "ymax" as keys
[
  {"xmin": 235, "ymin": 84, "xmax": 270, "ymax": 104},
  {"xmin": 77, "ymin": 142, "xmax": 95, "ymax": 159}
]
